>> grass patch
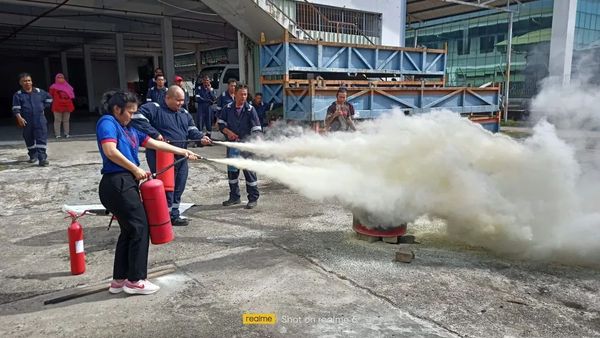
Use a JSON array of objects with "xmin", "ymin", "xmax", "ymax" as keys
[
  {"xmin": 500, "ymin": 119, "xmax": 523, "ymax": 127},
  {"xmin": 500, "ymin": 130, "xmax": 531, "ymax": 139}
]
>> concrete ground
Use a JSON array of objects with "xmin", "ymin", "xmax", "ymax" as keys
[{"xmin": 0, "ymin": 124, "xmax": 599, "ymax": 338}]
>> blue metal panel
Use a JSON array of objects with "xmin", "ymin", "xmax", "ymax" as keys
[
  {"xmin": 262, "ymin": 84, "xmax": 284, "ymax": 105},
  {"xmin": 261, "ymin": 41, "xmax": 447, "ymax": 77},
  {"xmin": 284, "ymin": 88, "xmax": 313, "ymax": 120},
  {"xmin": 283, "ymin": 87, "xmax": 500, "ymax": 121},
  {"xmin": 479, "ymin": 121, "xmax": 500, "ymax": 133},
  {"xmin": 260, "ymin": 44, "xmax": 285, "ymax": 69}
]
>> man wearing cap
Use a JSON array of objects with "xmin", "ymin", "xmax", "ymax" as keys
[{"xmin": 174, "ymin": 76, "xmax": 190, "ymax": 110}]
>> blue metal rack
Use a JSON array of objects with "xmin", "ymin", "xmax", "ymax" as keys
[
  {"xmin": 260, "ymin": 40, "xmax": 447, "ymax": 77},
  {"xmin": 260, "ymin": 37, "xmax": 501, "ymax": 131}
]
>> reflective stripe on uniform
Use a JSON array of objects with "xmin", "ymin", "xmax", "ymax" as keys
[
  {"xmin": 246, "ymin": 181, "xmax": 258, "ymax": 187},
  {"xmin": 251, "ymin": 126, "xmax": 262, "ymax": 132},
  {"xmin": 27, "ymin": 144, "xmax": 36, "ymax": 149},
  {"xmin": 217, "ymin": 119, "xmax": 227, "ymax": 125},
  {"xmin": 132, "ymin": 113, "xmax": 149, "ymax": 121},
  {"xmin": 12, "ymin": 105, "xmax": 21, "ymax": 110},
  {"xmin": 35, "ymin": 144, "xmax": 47, "ymax": 149},
  {"xmin": 172, "ymin": 203, "xmax": 180, "ymax": 209},
  {"xmin": 187, "ymin": 126, "xmax": 199, "ymax": 131},
  {"xmin": 229, "ymin": 179, "xmax": 239, "ymax": 184}
]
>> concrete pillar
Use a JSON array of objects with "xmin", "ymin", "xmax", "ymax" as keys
[
  {"xmin": 152, "ymin": 54, "xmax": 160, "ymax": 70},
  {"xmin": 161, "ymin": 17, "xmax": 175, "ymax": 83},
  {"xmin": 237, "ymin": 31, "xmax": 247, "ymax": 85},
  {"xmin": 115, "ymin": 33, "xmax": 127, "ymax": 90},
  {"xmin": 60, "ymin": 51, "xmax": 69, "ymax": 79},
  {"xmin": 195, "ymin": 45, "xmax": 202, "ymax": 74},
  {"xmin": 43, "ymin": 57, "xmax": 51, "ymax": 88},
  {"xmin": 247, "ymin": 45, "xmax": 255, "ymax": 94},
  {"xmin": 549, "ymin": 0, "xmax": 578, "ymax": 85},
  {"xmin": 398, "ymin": 0, "xmax": 406, "ymax": 47},
  {"xmin": 83, "ymin": 44, "xmax": 96, "ymax": 113}
]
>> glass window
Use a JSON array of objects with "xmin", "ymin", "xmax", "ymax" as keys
[
  {"xmin": 480, "ymin": 36, "xmax": 495, "ymax": 53},
  {"xmin": 457, "ymin": 38, "xmax": 470, "ymax": 55},
  {"xmin": 222, "ymin": 68, "xmax": 239, "ymax": 84}
]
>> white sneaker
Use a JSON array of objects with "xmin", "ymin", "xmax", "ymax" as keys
[
  {"xmin": 108, "ymin": 279, "xmax": 127, "ymax": 294},
  {"xmin": 123, "ymin": 279, "xmax": 160, "ymax": 295}
]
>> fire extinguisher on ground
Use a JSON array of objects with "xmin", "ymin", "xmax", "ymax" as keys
[{"xmin": 67, "ymin": 210, "xmax": 86, "ymax": 275}]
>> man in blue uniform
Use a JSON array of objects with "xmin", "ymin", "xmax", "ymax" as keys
[
  {"xmin": 218, "ymin": 84, "xmax": 262, "ymax": 209},
  {"xmin": 174, "ymin": 75, "xmax": 190, "ymax": 110},
  {"xmin": 131, "ymin": 86, "xmax": 212, "ymax": 226},
  {"xmin": 252, "ymin": 92, "xmax": 269, "ymax": 128},
  {"xmin": 194, "ymin": 75, "xmax": 216, "ymax": 136},
  {"xmin": 146, "ymin": 74, "xmax": 167, "ymax": 104},
  {"xmin": 216, "ymin": 79, "xmax": 236, "ymax": 119},
  {"xmin": 12, "ymin": 73, "xmax": 52, "ymax": 166}
]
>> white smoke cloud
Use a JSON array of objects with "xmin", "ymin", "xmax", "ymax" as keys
[{"xmin": 213, "ymin": 109, "xmax": 600, "ymax": 265}]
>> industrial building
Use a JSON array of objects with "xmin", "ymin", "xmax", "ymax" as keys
[{"xmin": 0, "ymin": 0, "xmax": 596, "ymax": 125}]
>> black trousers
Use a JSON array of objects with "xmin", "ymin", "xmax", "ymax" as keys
[{"xmin": 99, "ymin": 172, "xmax": 149, "ymax": 281}]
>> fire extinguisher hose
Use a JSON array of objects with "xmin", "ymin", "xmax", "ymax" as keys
[{"xmin": 151, "ymin": 153, "xmax": 211, "ymax": 179}]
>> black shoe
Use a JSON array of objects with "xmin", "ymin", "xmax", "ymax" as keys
[
  {"xmin": 245, "ymin": 201, "xmax": 257, "ymax": 209},
  {"xmin": 39, "ymin": 159, "xmax": 49, "ymax": 167},
  {"xmin": 28, "ymin": 157, "xmax": 36, "ymax": 163},
  {"xmin": 171, "ymin": 217, "xmax": 189, "ymax": 226},
  {"xmin": 222, "ymin": 199, "xmax": 241, "ymax": 206}
]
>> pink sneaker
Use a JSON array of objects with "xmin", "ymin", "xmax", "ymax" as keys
[
  {"xmin": 108, "ymin": 279, "xmax": 127, "ymax": 294},
  {"xmin": 123, "ymin": 279, "xmax": 160, "ymax": 295}
]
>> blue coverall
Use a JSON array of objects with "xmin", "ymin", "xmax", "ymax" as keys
[
  {"xmin": 146, "ymin": 86, "xmax": 167, "ymax": 104},
  {"xmin": 12, "ymin": 88, "xmax": 52, "ymax": 161},
  {"xmin": 254, "ymin": 102, "xmax": 268, "ymax": 128},
  {"xmin": 131, "ymin": 101, "xmax": 204, "ymax": 220},
  {"xmin": 217, "ymin": 102, "xmax": 262, "ymax": 202},
  {"xmin": 216, "ymin": 91, "xmax": 234, "ymax": 119},
  {"xmin": 194, "ymin": 85, "xmax": 216, "ymax": 133}
]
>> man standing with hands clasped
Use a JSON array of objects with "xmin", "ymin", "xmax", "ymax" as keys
[
  {"xmin": 217, "ymin": 84, "xmax": 262, "ymax": 209},
  {"xmin": 131, "ymin": 85, "xmax": 212, "ymax": 226}
]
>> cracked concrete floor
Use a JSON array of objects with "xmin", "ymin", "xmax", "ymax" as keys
[{"xmin": 0, "ymin": 136, "xmax": 599, "ymax": 337}]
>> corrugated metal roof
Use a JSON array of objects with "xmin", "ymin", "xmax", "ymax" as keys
[{"xmin": 407, "ymin": 0, "xmax": 537, "ymax": 23}]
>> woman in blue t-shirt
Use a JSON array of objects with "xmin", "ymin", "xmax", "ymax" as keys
[{"xmin": 96, "ymin": 90, "xmax": 198, "ymax": 295}]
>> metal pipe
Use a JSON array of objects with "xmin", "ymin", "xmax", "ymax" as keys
[
  {"xmin": 0, "ymin": 0, "xmax": 68, "ymax": 43},
  {"xmin": 504, "ymin": 9, "xmax": 513, "ymax": 123}
]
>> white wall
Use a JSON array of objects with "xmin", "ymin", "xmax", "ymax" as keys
[{"xmin": 308, "ymin": 0, "xmax": 405, "ymax": 46}]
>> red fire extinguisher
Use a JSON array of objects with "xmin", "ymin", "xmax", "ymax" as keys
[
  {"xmin": 140, "ymin": 175, "xmax": 174, "ymax": 245},
  {"xmin": 156, "ymin": 150, "xmax": 175, "ymax": 192},
  {"xmin": 67, "ymin": 211, "xmax": 86, "ymax": 275}
]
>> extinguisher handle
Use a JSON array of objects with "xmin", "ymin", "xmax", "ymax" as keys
[{"xmin": 65, "ymin": 210, "xmax": 90, "ymax": 221}]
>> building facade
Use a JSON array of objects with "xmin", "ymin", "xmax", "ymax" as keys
[{"xmin": 406, "ymin": 0, "xmax": 600, "ymax": 100}]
